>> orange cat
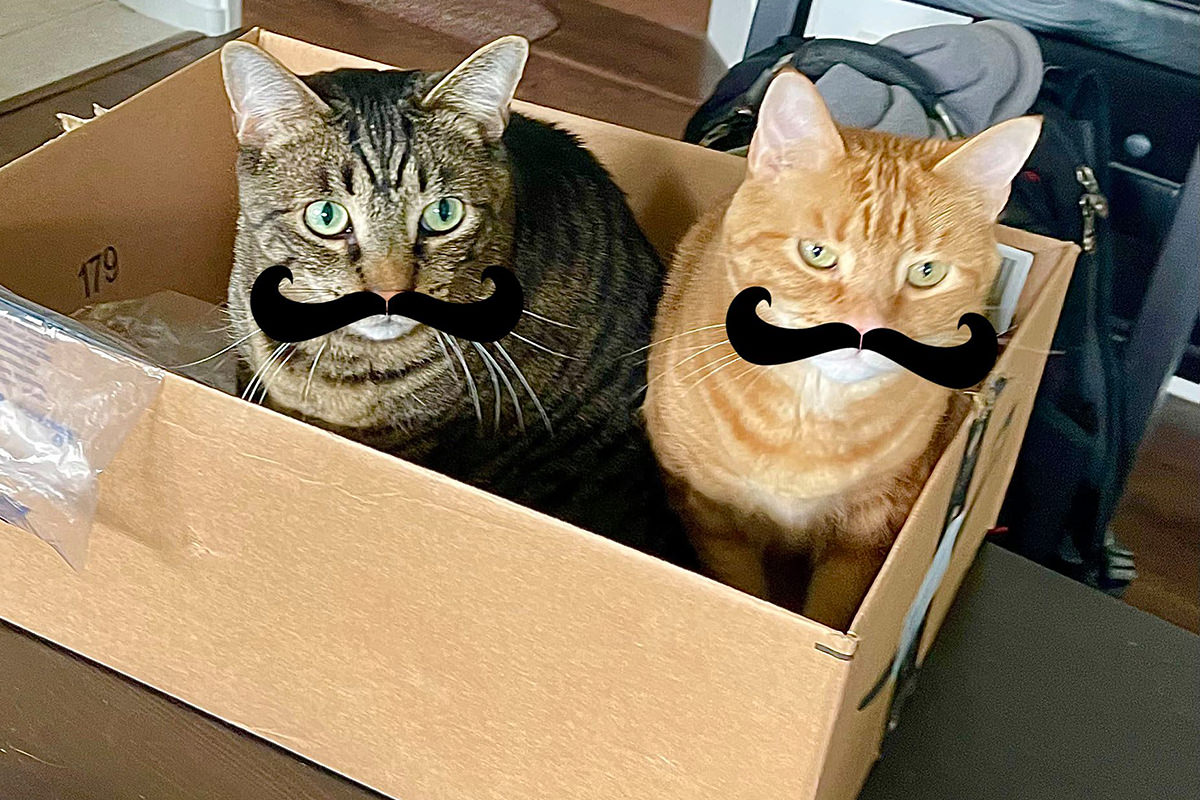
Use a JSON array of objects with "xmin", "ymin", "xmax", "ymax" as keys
[{"xmin": 643, "ymin": 70, "xmax": 1041, "ymax": 630}]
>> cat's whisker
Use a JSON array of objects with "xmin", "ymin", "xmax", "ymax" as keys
[
  {"xmin": 521, "ymin": 309, "xmax": 577, "ymax": 330},
  {"xmin": 705, "ymin": 360, "xmax": 762, "ymax": 397},
  {"xmin": 663, "ymin": 338, "xmax": 732, "ymax": 373},
  {"xmin": 508, "ymin": 331, "xmax": 578, "ymax": 361},
  {"xmin": 680, "ymin": 338, "xmax": 731, "ymax": 353},
  {"xmin": 471, "ymin": 341, "xmax": 504, "ymax": 432},
  {"xmin": 445, "ymin": 337, "xmax": 482, "ymax": 427},
  {"xmin": 999, "ymin": 343, "xmax": 1067, "ymax": 356},
  {"xmin": 255, "ymin": 344, "xmax": 298, "ymax": 405},
  {"xmin": 631, "ymin": 339, "xmax": 733, "ymax": 399},
  {"xmin": 302, "ymin": 341, "xmax": 328, "ymax": 403},
  {"xmin": 738, "ymin": 363, "xmax": 770, "ymax": 394},
  {"xmin": 242, "ymin": 342, "xmax": 288, "ymax": 401},
  {"xmin": 168, "ymin": 328, "xmax": 262, "ymax": 369},
  {"xmin": 683, "ymin": 353, "xmax": 744, "ymax": 396},
  {"xmin": 434, "ymin": 332, "xmax": 464, "ymax": 388},
  {"xmin": 622, "ymin": 323, "xmax": 726, "ymax": 358},
  {"xmin": 914, "ymin": 329, "xmax": 1064, "ymax": 357},
  {"xmin": 475, "ymin": 342, "xmax": 524, "ymax": 434},
  {"xmin": 727, "ymin": 361, "xmax": 760, "ymax": 384},
  {"xmin": 681, "ymin": 351, "xmax": 741, "ymax": 388},
  {"xmin": 493, "ymin": 341, "xmax": 552, "ymax": 435}
]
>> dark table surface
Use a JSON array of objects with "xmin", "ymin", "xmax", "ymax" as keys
[
  {"xmin": 2, "ymin": 35, "xmax": 1197, "ymax": 800},
  {"xmin": 859, "ymin": 544, "xmax": 1198, "ymax": 800}
]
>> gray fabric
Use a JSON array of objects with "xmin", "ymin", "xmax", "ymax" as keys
[
  {"xmin": 906, "ymin": 0, "xmax": 1200, "ymax": 76},
  {"xmin": 882, "ymin": 19, "xmax": 1043, "ymax": 135},
  {"xmin": 816, "ymin": 65, "xmax": 942, "ymax": 138},
  {"xmin": 813, "ymin": 19, "xmax": 1043, "ymax": 139}
]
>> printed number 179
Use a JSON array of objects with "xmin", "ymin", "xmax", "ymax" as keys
[{"xmin": 79, "ymin": 246, "xmax": 118, "ymax": 298}]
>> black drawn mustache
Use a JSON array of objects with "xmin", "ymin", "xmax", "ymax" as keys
[
  {"xmin": 250, "ymin": 264, "xmax": 524, "ymax": 343},
  {"xmin": 725, "ymin": 286, "xmax": 998, "ymax": 390}
]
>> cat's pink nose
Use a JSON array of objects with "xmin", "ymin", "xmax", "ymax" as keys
[
  {"xmin": 374, "ymin": 290, "xmax": 401, "ymax": 302},
  {"xmin": 845, "ymin": 317, "xmax": 885, "ymax": 334}
]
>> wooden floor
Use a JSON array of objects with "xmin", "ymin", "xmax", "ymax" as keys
[
  {"xmin": 0, "ymin": 0, "xmax": 182, "ymax": 103},
  {"xmin": 1110, "ymin": 394, "xmax": 1200, "ymax": 632},
  {"xmin": 242, "ymin": 0, "xmax": 721, "ymax": 138}
]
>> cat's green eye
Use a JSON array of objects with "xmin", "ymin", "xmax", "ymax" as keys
[
  {"xmin": 420, "ymin": 197, "xmax": 466, "ymax": 234},
  {"xmin": 799, "ymin": 240, "xmax": 839, "ymax": 269},
  {"xmin": 303, "ymin": 200, "xmax": 351, "ymax": 237},
  {"xmin": 907, "ymin": 260, "xmax": 951, "ymax": 288}
]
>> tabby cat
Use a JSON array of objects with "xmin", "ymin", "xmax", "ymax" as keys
[
  {"xmin": 643, "ymin": 70, "xmax": 1041, "ymax": 628},
  {"xmin": 220, "ymin": 38, "xmax": 688, "ymax": 561}
]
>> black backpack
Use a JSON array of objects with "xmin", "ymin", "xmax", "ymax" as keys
[
  {"xmin": 685, "ymin": 36, "xmax": 963, "ymax": 151},
  {"xmin": 685, "ymin": 37, "xmax": 1133, "ymax": 593},
  {"xmin": 993, "ymin": 68, "xmax": 1134, "ymax": 592}
]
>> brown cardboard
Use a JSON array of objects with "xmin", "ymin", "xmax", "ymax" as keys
[{"xmin": 0, "ymin": 31, "xmax": 1078, "ymax": 800}]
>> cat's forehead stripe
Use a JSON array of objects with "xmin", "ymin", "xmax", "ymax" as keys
[
  {"xmin": 349, "ymin": 138, "xmax": 381, "ymax": 190},
  {"xmin": 344, "ymin": 111, "xmax": 409, "ymax": 195},
  {"xmin": 395, "ymin": 114, "xmax": 415, "ymax": 189}
]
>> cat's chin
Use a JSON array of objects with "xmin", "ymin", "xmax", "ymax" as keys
[
  {"xmin": 807, "ymin": 349, "xmax": 899, "ymax": 384},
  {"xmin": 346, "ymin": 315, "xmax": 418, "ymax": 341}
]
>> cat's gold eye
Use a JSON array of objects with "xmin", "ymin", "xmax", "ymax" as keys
[
  {"xmin": 420, "ymin": 197, "xmax": 466, "ymax": 234},
  {"xmin": 907, "ymin": 260, "xmax": 951, "ymax": 288},
  {"xmin": 303, "ymin": 200, "xmax": 351, "ymax": 238},
  {"xmin": 799, "ymin": 240, "xmax": 839, "ymax": 269}
]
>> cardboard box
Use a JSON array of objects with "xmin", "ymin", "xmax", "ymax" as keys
[{"xmin": 0, "ymin": 30, "xmax": 1077, "ymax": 800}]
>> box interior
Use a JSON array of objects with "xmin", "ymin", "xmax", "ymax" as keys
[{"xmin": 0, "ymin": 30, "xmax": 1079, "ymax": 800}]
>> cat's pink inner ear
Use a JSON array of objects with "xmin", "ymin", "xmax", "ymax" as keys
[
  {"xmin": 220, "ymin": 42, "xmax": 329, "ymax": 148},
  {"xmin": 747, "ymin": 69, "xmax": 844, "ymax": 178},
  {"xmin": 932, "ymin": 116, "xmax": 1043, "ymax": 218}
]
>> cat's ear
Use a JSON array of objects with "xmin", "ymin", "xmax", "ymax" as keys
[
  {"xmin": 933, "ymin": 116, "xmax": 1043, "ymax": 218},
  {"xmin": 747, "ymin": 69, "xmax": 845, "ymax": 178},
  {"xmin": 423, "ymin": 36, "xmax": 529, "ymax": 140},
  {"xmin": 220, "ymin": 41, "xmax": 330, "ymax": 148}
]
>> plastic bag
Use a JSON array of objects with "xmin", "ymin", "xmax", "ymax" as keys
[
  {"xmin": 72, "ymin": 291, "xmax": 239, "ymax": 394},
  {"xmin": 0, "ymin": 287, "xmax": 162, "ymax": 567}
]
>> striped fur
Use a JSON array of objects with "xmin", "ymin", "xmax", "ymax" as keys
[
  {"xmin": 223, "ymin": 42, "xmax": 691, "ymax": 561},
  {"xmin": 643, "ymin": 72, "xmax": 1041, "ymax": 627}
]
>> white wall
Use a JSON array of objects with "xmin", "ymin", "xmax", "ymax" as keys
[
  {"xmin": 707, "ymin": 0, "xmax": 759, "ymax": 66},
  {"xmin": 803, "ymin": 0, "xmax": 969, "ymax": 43},
  {"xmin": 118, "ymin": 0, "xmax": 241, "ymax": 36},
  {"xmin": 706, "ymin": 0, "xmax": 971, "ymax": 66}
]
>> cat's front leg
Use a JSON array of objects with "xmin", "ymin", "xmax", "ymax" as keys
[
  {"xmin": 800, "ymin": 544, "xmax": 888, "ymax": 631},
  {"xmin": 673, "ymin": 487, "xmax": 769, "ymax": 599},
  {"xmin": 694, "ymin": 531, "xmax": 769, "ymax": 599}
]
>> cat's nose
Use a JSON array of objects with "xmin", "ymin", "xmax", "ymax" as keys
[
  {"xmin": 845, "ymin": 316, "xmax": 885, "ymax": 335},
  {"xmin": 364, "ymin": 255, "xmax": 415, "ymax": 296},
  {"xmin": 374, "ymin": 290, "xmax": 401, "ymax": 302}
]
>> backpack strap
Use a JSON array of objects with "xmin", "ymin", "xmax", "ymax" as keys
[
  {"xmin": 693, "ymin": 37, "xmax": 960, "ymax": 152},
  {"xmin": 793, "ymin": 38, "xmax": 957, "ymax": 135}
]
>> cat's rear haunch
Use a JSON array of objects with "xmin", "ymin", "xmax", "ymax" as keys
[{"xmin": 220, "ymin": 38, "xmax": 690, "ymax": 562}]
